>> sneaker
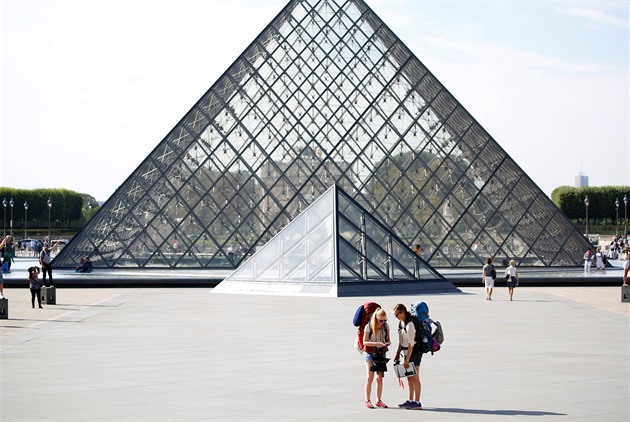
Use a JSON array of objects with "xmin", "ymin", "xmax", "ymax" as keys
[
  {"xmin": 375, "ymin": 400, "xmax": 388, "ymax": 408},
  {"xmin": 398, "ymin": 400, "xmax": 412, "ymax": 408},
  {"xmin": 365, "ymin": 400, "xmax": 374, "ymax": 409},
  {"xmin": 405, "ymin": 401, "xmax": 422, "ymax": 410}
]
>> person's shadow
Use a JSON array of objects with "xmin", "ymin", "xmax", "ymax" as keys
[{"xmin": 422, "ymin": 407, "xmax": 566, "ymax": 416}]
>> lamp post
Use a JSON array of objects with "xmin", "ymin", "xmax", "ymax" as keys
[
  {"xmin": 9, "ymin": 198, "xmax": 14, "ymax": 235},
  {"xmin": 2, "ymin": 198, "xmax": 6, "ymax": 236},
  {"xmin": 624, "ymin": 194, "xmax": 628, "ymax": 240},
  {"xmin": 47, "ymin": 197, "xmax": 52, "ymax": 239},
  {"xmin": 24, "ymin": 201, "xmax": 29, "ymax": 239},
  {"xmin": 584, "ymin": 196, "xmax": 589, "ymax": 239},
  {"xmin": 615, "ymin": 198, "xmax": 619, "ymax": 237}
]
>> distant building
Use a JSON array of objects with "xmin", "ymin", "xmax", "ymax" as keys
[{"xmin": 575, "ymin": 172, "xmax": 589, "ymax": 188}]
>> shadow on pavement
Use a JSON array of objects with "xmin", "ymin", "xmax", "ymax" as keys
[{"xmin": 422, "ymin": 407, "xmax": 567, "ymax": 416}]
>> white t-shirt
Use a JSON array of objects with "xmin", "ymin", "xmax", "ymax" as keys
[
  {"xmin": 398, "ymin": 320, "xmax": 417, "ymax": 348},
  {"xmin": 364, "ymin": 322, "xmax": 389, "ymax": 344}
]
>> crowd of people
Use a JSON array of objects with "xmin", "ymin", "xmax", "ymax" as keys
[
  {"xmin": 0, "ymin": 235, "xmax": 74, "ymax": 302},
  {"xmin": 608, "ymin": 235, "xmax": 627, "ymax": 259}
]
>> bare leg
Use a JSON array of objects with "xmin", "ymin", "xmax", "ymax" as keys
[
  {"xmin": 375, "ymin": 372, "xmax": 383, "ymax": 402},
  {"xmin": 364, "ymin": 362, "xmax": 374, "ymax": 402}
]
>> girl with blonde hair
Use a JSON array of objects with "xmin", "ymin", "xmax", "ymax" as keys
[{"xmin": 362, "ymin": 308, "xmax": 390, "ymax": 409}]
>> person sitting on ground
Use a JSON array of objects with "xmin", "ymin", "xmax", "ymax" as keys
[
  {"xmin": 75, "ymin": 258, "xmax": 85, "ymax": 272},
  {"xmin": 75, "ymin": 257, "xmax": 93, "ymax": 273},
  {"xmin": 84, "ymin": 258, "xmax": 93, "ymax": 273}
]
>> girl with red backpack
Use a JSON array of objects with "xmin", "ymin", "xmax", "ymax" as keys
[{"xmin": 362, "ymin": 308, "xmax": 390, "ymax": 409}]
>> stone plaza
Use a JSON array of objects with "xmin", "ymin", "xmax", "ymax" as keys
[{"xmin": 1, "ymin": 277, "xmax": 628, "ymax": 421}]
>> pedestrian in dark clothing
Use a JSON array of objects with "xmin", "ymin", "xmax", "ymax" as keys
[
  {"xmin": 39, "ymin": 242, "xmax": 59, "ymax": 287},
  {"xmin": 28, "ymin": 266, "xmax": 43, "ymax": 308}
]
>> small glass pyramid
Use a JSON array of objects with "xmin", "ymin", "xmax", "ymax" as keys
[{"xmin": 213, "ymin": 185, "xmax": 455, "ymax": 296}]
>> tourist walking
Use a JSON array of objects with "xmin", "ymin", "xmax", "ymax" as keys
[
  {"xmin": 583, "ymin": 250, "xmax": 593, "ymax": 273},
  {"xmin": 393, "ymin": 303, "xmax": 422, "ymax": 410},
  {"xmin": 2, "ymin": 236, "xmax": 15, "ymax": 272},
  {"xmin": 623, "ymin": 248, "xmax": 629, "ymax": 286},
  {"xmin": 595, "ymin": 247, "xmax": 605, "ymax": 270},
  {"xmin": 504, "ymin": 259, "xmax": 519, "ymax": 301},
  {"xmin": 0, "ymin": 236, "xmax": 9, "ymax": 298},
  {"xmin": 28, "ymin": 266, "xmax": 43, "ymax": 308},
  {"xmin": 482, "ymin": 257, "xmax": 496, "ymax": 300},
  {"xmin": 362, "ymin": 308, "xmax": 390, "ymax": 409}
]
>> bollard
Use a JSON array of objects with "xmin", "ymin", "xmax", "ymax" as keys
[
  {"xmin": 41, "ymin": 286, "xmax": 57, "ymax": 305},
  {"xmin": 0, "ymin": 298, "xmax": 8, "ymax": 319},
  {"xmin": 622, "ymin": 285, "xmax": 629, "ymax": 303}
]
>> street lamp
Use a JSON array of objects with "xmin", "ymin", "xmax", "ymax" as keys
[
  {"xmin": 47, "ymin": 197, "xmax": 52, "ymax": 239},
  {"xmin": 9, "ymin": 198, "xmax": 14, "ymax": 235},
  {"xmin": 24, "ymin": 201, "xmax": 29, "ymax": 239},
  {"xmin": 2, "ymin": 198, "xmax": 6, "ymax": 236},
  {"xmin": 584, "ymin": 196, "xmax": 590, "ymax": 239},
  {"xmin": 615, "ymin": 198, "xmax": 619, "ymax": 237}
]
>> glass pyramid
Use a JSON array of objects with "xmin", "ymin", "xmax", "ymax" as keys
[
  {"xmin": 213, "ymin": 184, "xmax": 454, "ymax": 296},
  {"xmin": 53, "ymin": 0, "xmax": 591, "ymax": 270}
]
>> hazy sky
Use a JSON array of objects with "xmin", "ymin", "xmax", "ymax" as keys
[{"xmin": 2, "ymin": 0, "xmax": 628, "ymax": 202}]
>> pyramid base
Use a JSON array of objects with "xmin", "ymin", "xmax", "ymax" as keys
[
  {"xmin": 336, "ymin": 280, "xmax": 459, "ymax": 297},
  {"xmin": 211, "ymin": 279, "xmax": 458, "ymax": 297},
  {"xmin": 211, "ymin": 280, "xmax": 337, "ymax": 296}
]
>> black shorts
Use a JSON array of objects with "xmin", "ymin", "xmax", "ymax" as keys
[{"xmin": 406, "ymin": 346, "xmax": 422, "ymax": 366}]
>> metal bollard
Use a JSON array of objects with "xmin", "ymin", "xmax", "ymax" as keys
[
  {"xmin": 41, "ymin": 286, "xmax": 57, "ymax": 305},
  {"xmin": 0, "ymin": 298, "xmax": 8, "ymax": 319},
  {"xmin": 622, "ymin": 285, "xmax": 629, "ymax": 303}
]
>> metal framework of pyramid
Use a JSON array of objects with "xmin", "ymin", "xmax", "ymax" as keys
[
  {"xmin": 54, "ymin": 0, "xmax": 591, "ymax": 270},
  {"xmin": 213, "ymin": 184, "xmax": 455, "ymax": 296}
]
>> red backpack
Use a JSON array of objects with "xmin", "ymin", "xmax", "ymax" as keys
[{"xmin": 353, "ymin": 302, "xmax": 381, "ymax": 353}]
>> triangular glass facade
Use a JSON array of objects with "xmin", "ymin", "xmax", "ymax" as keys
[
  {"xmin": 214, "ymin": 185, "xmax": 450, "ymax": 296},
  {"xmin": 53, "ymin": 0, "xmax": 591, "ymax": 270}
]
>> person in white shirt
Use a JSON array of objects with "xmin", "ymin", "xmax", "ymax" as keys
[
  {"xmin": 393, "ymin": 303, "xmax": 423, "ymax": 410},
  {"xmin": 505, "ymin": 259, "xmax": 519, "ymax": 301}
]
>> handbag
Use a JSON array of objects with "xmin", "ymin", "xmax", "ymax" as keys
[
  {"xmin": 504, "ymin": 273, "xmax": 510, "ymax": 282},
  {"xmin": 370, "ymin": 354, "xmax": 390, "ymax": 372}
]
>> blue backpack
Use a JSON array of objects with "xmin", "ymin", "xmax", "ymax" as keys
[{"xmin": 410, "ymin": 301, "xmax": 444, "ymax": 354}]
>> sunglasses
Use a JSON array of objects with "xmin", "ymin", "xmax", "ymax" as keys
[{"xmin": 377, "ymin": 319, "xmax": 387, "ymax": 323}]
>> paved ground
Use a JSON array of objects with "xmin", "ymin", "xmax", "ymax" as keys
[{"xmin": 1, "ymin": 284, "xmax": 628, "ymax": 422}]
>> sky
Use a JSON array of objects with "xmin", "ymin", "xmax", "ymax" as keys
[{"xmin": 1, "ymin": 0, "xmax": 628, "ymax": 203}]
